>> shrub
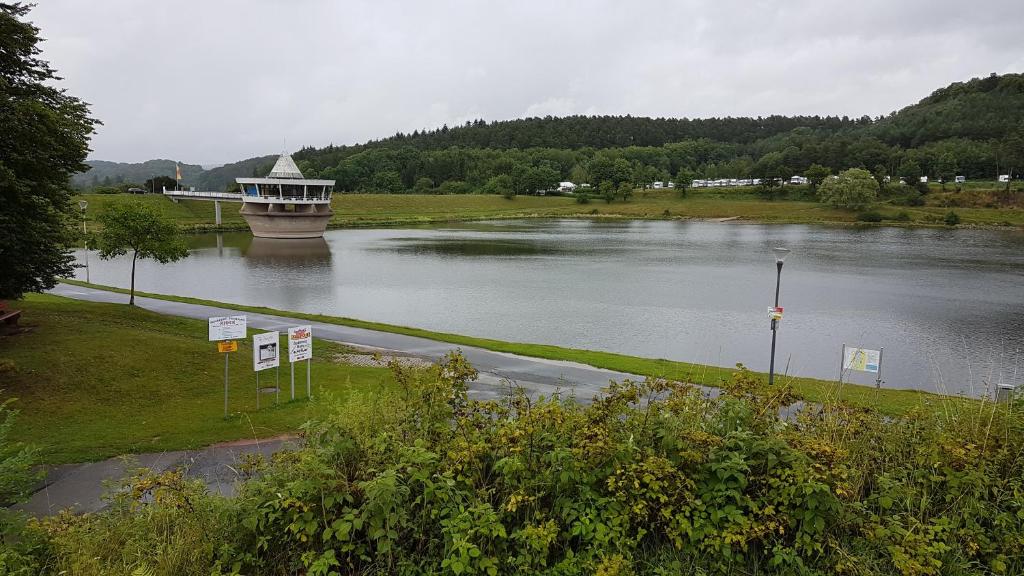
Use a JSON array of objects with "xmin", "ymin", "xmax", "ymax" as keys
[
  {"xmin": 575, "ymin": 194, "xmax": 590, "ymax": 204},
  {"xmin": 944, "ymin": 210, "xmax": 960, "ymax": 226},
  {"xmin": 893, "ymin": 211, "xmax": 911, "ymax": 222},
  {"xmin": 818, "ymin": 168, "xmax": 879, "ymax": 210},
  {"xmin": 14, "ymin": 355, "xmax": 1024, "ymax": 575}
]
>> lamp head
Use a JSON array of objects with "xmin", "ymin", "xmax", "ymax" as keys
[
  {"xmin": 773, "ymin": 247, "xmax": 790, "ymax": 264},
  {"xmin": 78, "ymin": 200, "xmax": 88, "ymax": 211}
]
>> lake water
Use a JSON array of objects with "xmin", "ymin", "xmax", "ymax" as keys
[{"xmin": 73, "ymin": 220, "xmax": 1024, "ymax": 396}]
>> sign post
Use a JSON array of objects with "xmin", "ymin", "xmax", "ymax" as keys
[
  {"xmin": 253, "ymin": 331, "xmax": 281, "ymax": 408},
  {"xmin": 209, "ymin": 316, "xmax": 246, "ymax": 417},
  {"xmin": 840, "ymin": 344, "xmax": 884, "ymax": 388},
  {"xmin": 288, "ymin": 325, "xmax": 312, "ymax": 400}
]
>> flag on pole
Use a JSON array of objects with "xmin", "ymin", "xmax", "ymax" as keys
[{"xmin": 175, "ymin": 163, "xmax": 182, "ymax": 181}]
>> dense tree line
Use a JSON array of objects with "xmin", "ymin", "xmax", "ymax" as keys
[
  {"xmin": 289, "ymin": 131, "xmax": 1021, "ymax": 195},
  {"xmin": 286, "ymin": 73, "xmax": 1024, "ymax": 193}
]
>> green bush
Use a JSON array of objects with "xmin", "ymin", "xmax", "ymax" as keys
[
  {"xmin": 893, "ymin": 211, "xmax": 912, "ymax": 222},
  {"xmin": 818, "ymin": 168, "xmax": 879, "ymax": 210},
  {"xmin": 12, "ymin": 355, "xmax": 1024, "ymax": 575},
  {"xmin": 856, "ymin": 210, "xmax": 883, "ymax": 222},
  {"xmin": 945, "ymin": 211, "xmax": 961, "ymax": 226}
]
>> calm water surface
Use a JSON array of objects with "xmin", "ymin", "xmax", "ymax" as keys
[{"xmin": 73, "ymin": 220, "xmax": 1024, "ymax": 395}]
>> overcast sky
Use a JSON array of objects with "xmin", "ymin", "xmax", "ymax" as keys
[{"xmin": 30, "ymin": 0, "xmax": 1024, "ymax": 165}]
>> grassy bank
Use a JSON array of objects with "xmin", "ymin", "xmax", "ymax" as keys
[
  {"xmin": 74, "ymin": 187, "xmax": 1024, "ymax": 232},
  {"xmin": 59, "ymin": 279, "xmax": 973, "ymax": 417},
  {"xmin": 0, "ymin": 294, "xmax": 396, "ymax": 463}
]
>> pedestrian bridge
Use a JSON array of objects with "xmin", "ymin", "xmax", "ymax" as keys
[
  {"xmin": 163, "ymin": 189, "xmax": 243, "ymax": 202},
  {"xmin": 163, "ymin": 188, "xmax": 243, "ymax": 225}
]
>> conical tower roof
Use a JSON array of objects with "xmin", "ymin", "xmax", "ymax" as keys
[{"xmin": 267, "ymin": 153, "xmax": 304, "ymax": 179}]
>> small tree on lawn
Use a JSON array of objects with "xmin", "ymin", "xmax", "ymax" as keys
[
  {"xmin": 804, "ymin": 164, "xmax": 831, "ymax": 192},
  {"xmin": 96, "ymin": 201, "xmax": 188, "ymax": 305},
  {"xmin": 675, "ymin": 168, "xmax": 695, "ymax": 198},
  {"xmin": 618, "ymin": 182, "xmax": 633, "ymax": 202},
  {"xmin": 599, "ymin": 181, "xmax": 615, "ymax": 204},
  {"xmin": 818, "ymin": 168, "xmax": 879, "ymax": 210}
]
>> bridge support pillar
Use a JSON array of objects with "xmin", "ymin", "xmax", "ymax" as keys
[{"xmin": 214, "ymin": 201, "xmax": 222, "ymax": 226}]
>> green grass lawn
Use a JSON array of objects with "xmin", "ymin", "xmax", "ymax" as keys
[
  {"xmin": 75, "ymin": 188, "xmax": 1024, "ymax": 232},
  {"xmin": 0, "ymin": 294, "xmax": 395, "ymax": 464},
  {"xmin": 59, "ymin": 280, "xmax": 976, "ymax": 418}
]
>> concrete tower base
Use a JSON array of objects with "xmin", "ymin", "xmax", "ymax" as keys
[{"xmin": 240, "ymin": 202, "xmax": 333, "ymax": 239}]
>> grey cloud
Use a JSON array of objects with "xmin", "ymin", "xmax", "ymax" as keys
[{"xmin": 29, "ymin": 0, "xmax": 1024, "ymax": 163}]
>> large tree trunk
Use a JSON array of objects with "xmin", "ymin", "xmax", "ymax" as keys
[{"xmin": 129, "ymin": 251, "xmax": 137, "ymax": 306}]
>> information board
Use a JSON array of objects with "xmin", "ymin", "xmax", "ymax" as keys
[
  {"xmin": 253, "ymin": 331, "xmax": 280, "ymax": 371},
  {"xmin": 843, "ymin": 346, "xmax": 881, "ymax": 373},
  {"xmin": 288, "ymin": 325, "xmax": 312, "ymax": 362},
  {"xmin": 209, "ymin": 316, "xmax": 246, "ymax": 341}
]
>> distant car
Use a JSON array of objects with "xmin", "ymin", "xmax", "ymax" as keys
[
  {"xmin": 954, "ymin": 175, "xmax": 966, "ymax": 184},
  {"xmin": 127, "ymin": 187, "xmax": 145, "ymax": 194},
  {"xmin": 998, "ymin": 174, "xmax": 1010, "ymax": 183}
]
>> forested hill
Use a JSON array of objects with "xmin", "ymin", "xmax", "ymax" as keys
[
  {"xmin": 71, "ymin": 159, "xmax": 203, "ymax": 188},
  {"xmin": 873, "ymin": 73, "xmax": 1024, "ymax": 147},
  {"xmin": 285, "ymin": 72, "xmax": 1023, "ymax": 191},
  {"xmin": 359, "ymin": 115, "xmax": 864, "ymax": 150},
  {"xmin": 193, "ymin": 155, "xmax": 277, "ymax": 191}
]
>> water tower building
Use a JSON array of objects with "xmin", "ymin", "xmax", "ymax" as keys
[{"xmin": 235, "ymin": 154, "xmax": 335, "ymax": 238}]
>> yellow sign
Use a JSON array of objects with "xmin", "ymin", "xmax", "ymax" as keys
[{"xmin": 218, "ymin": 340, "xmax": 238, "ymax": 353}]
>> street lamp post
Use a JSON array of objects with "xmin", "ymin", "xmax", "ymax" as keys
[
  {"xmin": 768, "ymin": 247, "xmax": 790, "ymax": 386},
  {"xmin": 78, "ymin": 200, "xmax": 89, "ymax": 283}
]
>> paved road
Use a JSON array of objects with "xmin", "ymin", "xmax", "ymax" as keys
[
  {"xmin": 16, "ymin": 284, "xmax": 643, "ymax": 517},
  {"xmin": 51, "ymin": 283, "xmax": 639, "ymax": 402}
]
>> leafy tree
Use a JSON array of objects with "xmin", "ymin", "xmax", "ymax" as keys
[
  {"xmin": 483, "ymin": 174, "xmax": 514, "ymax": 199},
  {"xmin": 532, "ymin": 166, "xmax": 560, "ymax": 194},
  {"xmin": 804, "ymin": 164, "xmax": 831, "ymax": 192},
  {"xmin": 370, "ymin": 170, "xmax": 403, "ymax": 194},
  {"xmin": 437, "ymin": 180, "xmax": 472, "ymax": 195},
  {"xmin": 611, "ymin": 158, "xmax": 632, "ymax": 186},
  {"xmin": 143, "ymin": 175, "xmax": 177, "ymax": 194},
  {"xmin": 997, "ymin": 125, "xmax": 1024, "ymax": 190},
  {"xmin": 568, "ymin": 163, "xmax": 589, "ymax": 185},
  {"xmin": 0, "ymin": 3, "xmax": 97, "ymax": 300},
  {"xmin": 599, "ymin": 181, "xmax": 615, "ymax": 203},
  {"xmin": 818, "ymin": 168, "xmax": 879, "ymax": 210},
  {"xmin": 936, "ymin": 153, "xmax": 957, "ymax": 191},
  {"xmin": 587, "ymin": 156, "xmax": 615, "ymax": 186},
  {"xmin": 898, "ymin": 159, "xmax": 922, "ymax": 183},
  {"xmin": 618, "ymin": 182, "xmax": 633, "ymax": 202},
  {"xmin": 675, "ymin": 168, "xmax": 695, "ymax": 198},
  {"xmin": 754, "ymin": 152, "xmax": 785, "ymax": 200},
  {"xmin": 872, "ymin": 164, "xmax": 889, "ymax": 194},
  {"xmin": 412, "ymin": 177, "xmax": 433, "ymax": 194},
  {"xmin": 96, "ymin": 201, "xmax": 189, "ymax": 305}
]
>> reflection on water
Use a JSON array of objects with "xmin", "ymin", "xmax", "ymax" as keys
[
  {"xmin": 73, "ymin": 221, "xmax": 1024, "ymax": 396},
  {"xmin": 245, "ymin": 237, "xmax": 331, "ymax": 266}
]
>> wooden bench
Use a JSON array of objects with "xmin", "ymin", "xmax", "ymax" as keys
[{"xmin": 0, "ymin": 305, "xmax": 21, "ymax": 328}]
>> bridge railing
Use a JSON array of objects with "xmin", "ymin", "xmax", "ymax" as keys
[{"xmin": 163, "ymin": 189, "xmax": 244, "ymax": 200}]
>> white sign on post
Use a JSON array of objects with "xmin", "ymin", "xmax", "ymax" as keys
[
  {"xmin": 843, "ymin": 346, "xmax": 881, "ymax": 373},
  {"xmin": 252, "ymin": 331, "xmax": 280, "ymax": 371},
  {"xmin": 209, "ymin": 315, "xmax": 246, "ymax": 341},
  {"xmin": 288, "ymin": 325, "xmax": 312, "ymax": 362}
]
